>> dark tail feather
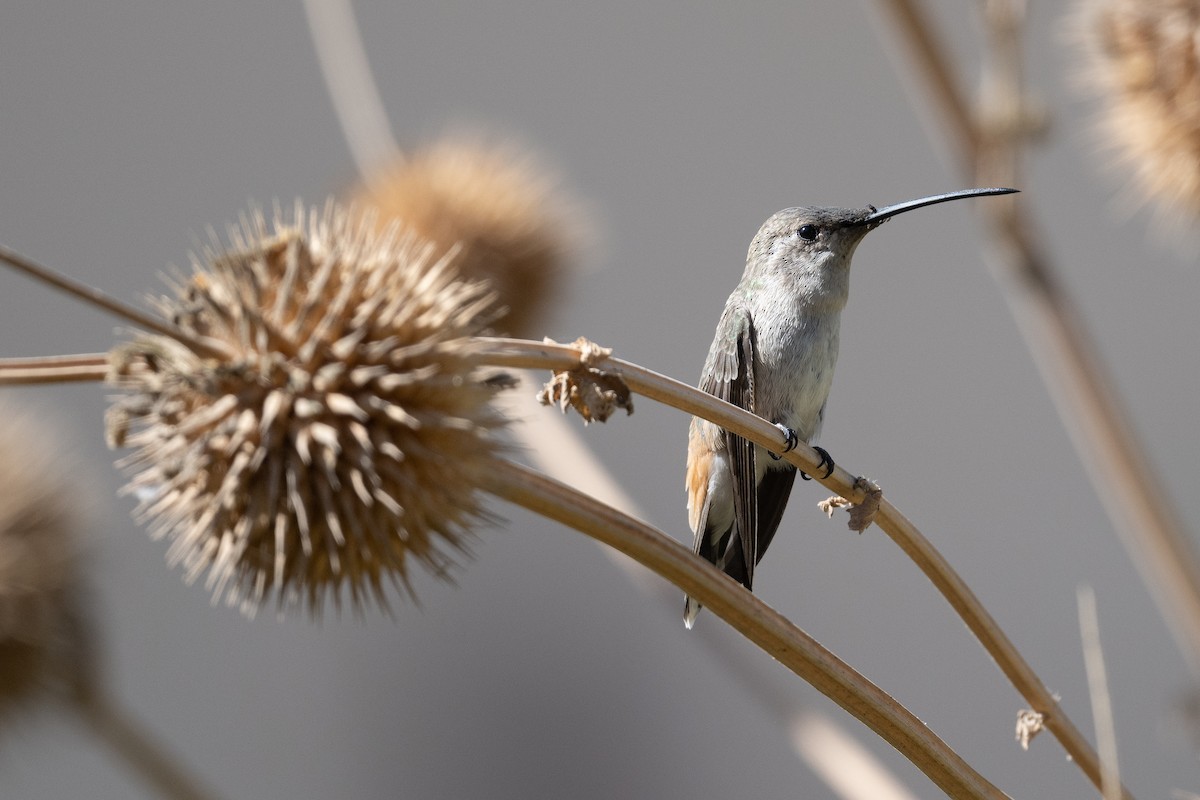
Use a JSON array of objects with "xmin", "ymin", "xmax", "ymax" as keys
[{"xmin": 683, "ymin": 466, "xmax": 798, "ymax": 628}]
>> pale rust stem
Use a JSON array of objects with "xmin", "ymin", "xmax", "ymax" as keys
[
  {"xmin": 496, "ymin": 385, "xmax": 920, "ymax": 800},
  {"xmin": 0, "ymin": 328, "xmax": 1122, "ymax": 796},
  {"xmin": 487, "ymin": 460, "xmax": 1008, "ymax": 800},
  {"xmin": 72, "ymin": 688, "xmax": 224, "ymax": 800},
  {"xmin": 877, "ymin": 0, "xmax": 980, "ymax": 170},
  {"xmin": 0, "ymin": 353, "xmax": 109, "ymax": 385},
  {"xmin": 478, "ymin": 336, "xmax": 1132, "ymax": 799},
  {"xmin": 0, "ymin": 245, "xmax": 226, "ymax": 360}
]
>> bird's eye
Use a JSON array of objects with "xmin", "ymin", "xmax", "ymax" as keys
[{"xmin": 798, "ymin": 224, "xmax": 818, "ymax": 241}]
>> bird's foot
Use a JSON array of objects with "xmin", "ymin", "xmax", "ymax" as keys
[
  {"xmin": 801, "ymin": 446, "xmax": 835, "ymax": 481},
  {"xmin": 768, "ymin": 424, "xmax": 799, "ymax": 460}
]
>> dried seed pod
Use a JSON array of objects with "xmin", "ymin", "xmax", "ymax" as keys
[
  {"xmin": 1071, "ymin": 0, "xmax": 1200, "ymax": 217},
  {"xmin": 0, "ymin": 404, "xmax": 82, "ymax": 714},
  {"xmin": 352, "ymin": 136, "xmax": 580, "ymax": 336},
  {"xmin": 108, "ymin": 202, "xmax": 511, "ymax": 615}
]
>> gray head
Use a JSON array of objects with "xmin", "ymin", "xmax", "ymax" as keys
[{"xmin": 744, "ymin": 187, "xmax": 1017, "ymax": 307}]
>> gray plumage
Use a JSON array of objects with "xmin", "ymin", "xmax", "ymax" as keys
[{"xmin": 684, "ymin": 188, "xmax": 1017, "ymax": 627}]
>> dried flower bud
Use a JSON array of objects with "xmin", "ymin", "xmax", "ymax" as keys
[
  {"xmin": 536, "ymin": 338, "xmax": 633, "ymax": 424},
  {"xmin": 0, "ymin": 404, "xmax": 81, "ymax": 714},
  {"xmin": 351, "ymin": 136, "xmax": 580, "ymax": 337},
  {"xmin": 108, "ymin": 202, "xmax": 511, "ymax": 615},
  {"xmin": 1071, "ymin": 0, "xmax": 1200, "ymax": 217}
]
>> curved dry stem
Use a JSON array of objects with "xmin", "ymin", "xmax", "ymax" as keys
[
  {"xmin": 477, "ymin": 336, "xmax": 1128, "ymax": 799},
  {"xmin": 0, "ymin": 334, "xmax": 1120, "ymax": 794},
  {"xmin": 301, "ymin": 0, "xmax": 401, "ymax": 179},
  {"xmin": 72, "ymin": 688, "xmax": 223, "ymax": 800},
  {"xmin": 876, "ymin": 0, "xmax": 1200, "ymax": 681},
  {"xmin": 487, "ymin": 460, "xmax": 1007, "ymax": 800},
  {"xmin": 497, "ymin": 385, "xmax": 919, "ymax": 800}
]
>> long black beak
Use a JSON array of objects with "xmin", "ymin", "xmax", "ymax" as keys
[{"xmin": 860, "ymin": 187, "xmax": 1018, "ymax": 226}]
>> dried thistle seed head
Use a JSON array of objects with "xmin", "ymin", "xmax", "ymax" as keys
[
  {"xmin": 351, "ymin": 135, "xmax": 581, "ymax": 337},
  {"xmin": 107, "ymin": 202, "xmax": 511, "ymax": 616},
  {"xmin": 1070, "ymin": 0, "xmax": 1200, "ymax": 218},
  {"xmin": 0, "ymin": 403, "xmax": 82, "ymax": 715}
]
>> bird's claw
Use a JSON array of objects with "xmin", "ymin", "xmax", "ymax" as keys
[
  {"xmin": 800, "ymin": 446, "xmax": 835, "ymax": 481},
  {"xmin": 769, "ymin": 424, "xmax": 798, "ymax": 460}
]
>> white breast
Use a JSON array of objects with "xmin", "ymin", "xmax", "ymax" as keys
[{"xmin": 751, "ymin": 300, "xmax": 841, "ymax": 445}]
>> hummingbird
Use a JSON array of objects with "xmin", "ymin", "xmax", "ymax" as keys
[{"xmin": 684, "ymin": 187, "xmax": 1017, "ymax": 628}]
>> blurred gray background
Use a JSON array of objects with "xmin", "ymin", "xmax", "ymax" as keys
[{"xmin": 1, "ymin": 2, "xmax": 1198, "ymax": 798}]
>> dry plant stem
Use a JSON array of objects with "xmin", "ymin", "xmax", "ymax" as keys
[
  {"xmin": 0, "ymin": 335, "xmax": 1112, "ymax": 793},
  {"xmin": 877, "ymin": 0, "xmax": 1200, "ymax": 678},
  {"xmin": 480, "ymin": 338, "xmax": 867, "ymax": 496},
  {"xmin": 1078, "ymin": 585, "xmax": 1122, "ymax": 800},
  {"xmin": 301, "ymin": 0, "xmax": 400, "ymax": 177},
  {"xmin": 0, "ymin": 246, "xmax": 226, "ymax": 361},
  {"xmin": 479, "ymin": 336, "xmax": 1125, "ymax": 798},
  {"xmin": 486, "ymin": 460, "xmax": 1007, "ymax": 800},
  {"xmin": 0, "ymin": 347, "xmax": 916, "ymax": 794},
  {"xmin": 878, "ymin": 495, "xmax": 1128, "ymax": 800},
  {"xmin": 497, "ymin": 387, "xmax": 917, "ymax": 800},
  {"xmin": 72, "ymin": 689, "xmax": 223, "ymax": 800},
  {"xmin": 0, "ymin": 354, "xmax": 108, "ymax": 385},
  {"xmin": 877, "ymin": 0, "xmax": 980, "ymax": 169}
]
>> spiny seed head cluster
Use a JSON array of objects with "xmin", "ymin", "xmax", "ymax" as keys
[
  {"xmin": 107, "ymin": 202, "xmax": 510, "ymax": 616},
  {"xmin": 1071, "ymin": 0, "xmax": 1200, "ymax": 217},
  {"xmin": 0, "ymin": 405, "xmax": 81, "ymax": 714},
  {"xmin": 352, "ymin": 136, "xmax": 579, "ymax": 337}
]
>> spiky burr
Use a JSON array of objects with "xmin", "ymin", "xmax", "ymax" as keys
[{"xmin": 107, "ymin": 202, "xmax": 511, "ymax": 615}]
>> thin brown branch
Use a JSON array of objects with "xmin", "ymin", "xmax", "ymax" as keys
[
  {"xmin": 495, "ymin": 385, "xmax": 920, "ymax": 800},
  {"xmin": 0, "ymin": 245, "xmax": 227, "ymax": 360},
  {"xmin": 72, "ymin": 689, "xmax": 224, "ymax": 800},
  {"xmin": 877, "ymin": 0, "xmax": 980, "ymax": 169},
  {"xmin": 0, "ymin": 353, "xmax": 109, "ymax": 385},
  {"xmin": 0, "ymin": 331, "xmax": 1123, "ymax": 795},
  {"xmin": 487, "ymin": 460, "xmax": 1008, "ymax": 800},
  {"xmin": 477, "ymin": 335, "xmax": 1130, "ymax": 799}
]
